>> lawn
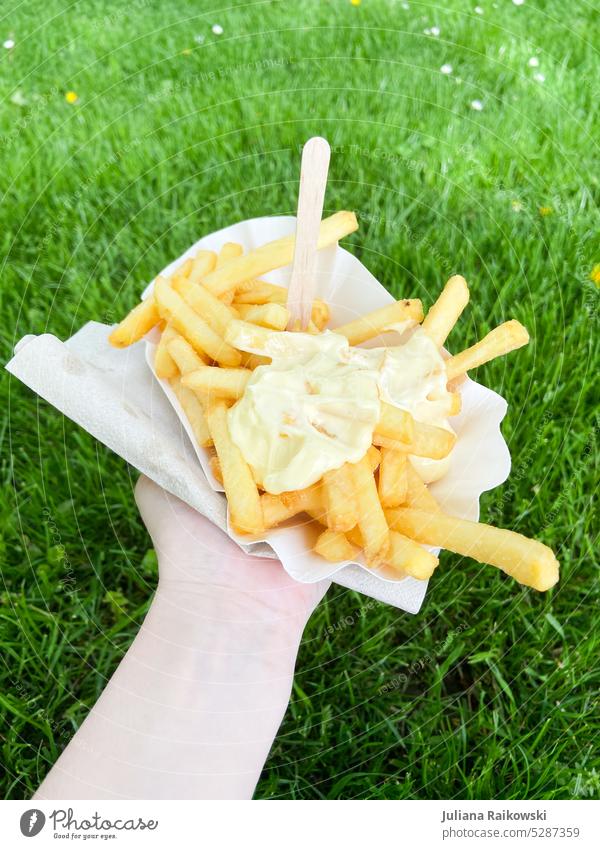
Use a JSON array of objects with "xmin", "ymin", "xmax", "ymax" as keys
[{"xmin": 1, "ymin": 0, "xmax": 598, "ymax": 800}]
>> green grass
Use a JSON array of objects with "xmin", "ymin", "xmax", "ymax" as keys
[{"xmin": 1, "ymin": 0, "xmax": 599, "ymax": 800}]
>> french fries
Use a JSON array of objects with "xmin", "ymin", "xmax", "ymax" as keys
[
  {"xmin": 378, "ymin": 448, "xmax": 408, "ymax": 508},
  {"xmin": 205, "ymin": 400, "xmax": 264, "ymax": 535},
  {"xmin": 167, "ymin": 334, "xmax": 208, "ymax": 373},
  {"xmin": 374, "ymin": 419, "xmax": 456, "ymax": 460},
  {"xmin": 239, "ymin": 351, "xmax": 271, "ymax": 370},
  {"xmin": 154, "ymin": 323, "xmax": 179, "ymax": 379},
  {"xmin": 182, "ymin": 366, "xmax": 251, "ymax": 400},
  {"xmin": 386, "ymin": 508, "xmax": 559, "ymax": 591},
  {"xmin": 314, "ymin": 529, "xmax": 359, "ymax": 562},
  {"xmin": 108, "ymin": 213, "xmax": 557, "ymax": 594},
  {"xmin": 224, "ymin": 319, "xmax": 276, "ymax": 353},
  {"xmin": 234, "ymin": 282, "xmax": 329, "ymax": 328},
  {"xmin": 422, "ymin": 275, "xmax": 469, "ymax": 346},
  {"xmin": 405, "ymin": 462, "xmax": 440, "ymax": 512},
  {"xmin": 334, "ymin": 299, "xmax": 424, "ymax": 346},
  {"xmin": 188, "ymin": 249, "xmax": 217, "ymax": 285},
  {"xmin": 233, "ymin": 281, "xmax": 288, "ymax": 303},
  {"xmin": 170, "ymin": 377, "xmax": 211, "ymax": 447},
  {"xmin": 216, "ymin": 243, "xmax": 243, "ymax": 304},
  {"xmin": 351, "ymin": 454, "xmax": 390, "ymax": 567},
  {"xmin": 171, "ymin": 257, "xmax": 194, "ymax": 284},
  {"xmin": 322, "ymin": 464, "xmax": 359, "ymax": 532},
  {"xmin": 108, "ymin": 296, "xmax": 160, "ymax": 347},
  {"xmin": 387, "ymin": 531, "xmax": 438, "ymax": 580},
  {"xmin": 203, "ymin": 211, "xmax": 358, "ymax": 297},
  {"xmin": 445, "ymin": 320, "xmax": 529, "ymax": 381},
  {"xmin": 235, "ymin": 303, "xmax": 290, "ymax": 330},
  {"xmin": 262, "ymin": 483, "xmax": 324, "ymax": 528},
  {"xmin": 172, "ymin": 276, "xmax": 238, "ymax": 338},
  {"xmin": 218, "ymin": 242, "xmax": 243, "ymax": 265},
  {"xmin": 374, "ymin": 403, "xmax": 414, "ymax": 444},
  {"xmin": 154, "ymin": 277, "xmax": 241, "ymax": 367}
]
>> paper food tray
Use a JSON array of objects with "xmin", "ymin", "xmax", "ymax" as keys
[{"xmin": 6, "ymin": 216, "xmax": 511, "ymax": 614}]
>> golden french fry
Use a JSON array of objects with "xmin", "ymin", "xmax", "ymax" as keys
[
  {"xmin": 173, "ymin": 276, "xmax": 238, "ymax": 338},
  {"xmin": 345, "ymin": 520, "xmax": 433, "ymax": 580},
  {"xmin": 171, "ymin": 257, "xmax": 194, "ymax": 285},
  {"xmin": 167, "ymin": 334, "xmax": 208, "ymax": 373},
  {"xmin": 345, "ymin": 525, "xmax": 362, "ymax": 547},
  {"xmin": 314, "ymin": 528, "xmax": 359, "ymax": 562},
  {"xmin": 322, "ymin": 463, "xmax": 359, "ymax": 532},
  {"xmin": 233, "ymin": 281, "xmax": 287, "ymax": 303},
  {"xmin": 445, "ymin": 320, "xmax": 529, "ymax": 381},
  {"xmin": 447, "ymin": 392, "xmax": 462, "ymax": 416},
  {"xmin": 261, "ymin": 483, "xmax": 323, "ymax": 528},
  {"xmin": 311, "ymin": 299, "xmax": 330, "ymax": 331},
  {"xmin": 154, "ymin": 277, "xmax": 241, "ymax": 367},
  {"xmin": 239, "ymin": 351, "xmax": 271, "ymax": 370},
  {"xmin": 205, "ymin": 400, "xmax": 264, "ymax": 535},
  {"xmin": 170, "ymin": 376, "xmax": 212, "ymax": 447},
  {"xmin": 234, "ymin": 282, "xmax": 329, "ymax": 326},
  {"xmin": 385, "ymin": 508, "xmax": 559, "ymax": 592},
  {"xmin": 202, "ymin": 211, "xmax": 358, "ymax": 297},
  {"xmin": 386, "ymin": 531, "xmax": 438, "ymax": 579},
  {"xmin": 182, "ymin": 366, "xmax": 251, "ymax": 400},
  {"xmin": 351, "ymin": 454, "xmax": 390, "ymax": 567},
  {"xmin": 334, "ymin": 299, "xmax": 424, "ymax": 346},
  {"xmin": 188, "ymin": 250, "xmax": 217, "ymax": 285},
  {"xmin": 374, "ymin": 420, "xmax": 456, "ymax": 460},
  {"xmin": 422, "ymin": 275, "xmax": 469, "ymax": 347},
  {"xmin": 217, "ymin": 243, "xmax": 243, "ymax": 304},
  {"xmin": 367, "ymin": 445, "xmax": 381, "ymax": 472},
  {"xmin": 209, "ymin": 453, "xmax": 223, "ymax": 484},
  {"xmin": 378, "ymin": 448, "xmax": 408, "ymax": 508},
  {"xmin": 235, "ymin": 303, "xmax": 290, "ymax": 330},
  {"xmin": 218, "ymin": 242, "xmax": 243, "ymax": 265},
  {"xmin": 409, "ymin": 421, "xmax": 456, "ymax": 459},
  {"xmin": 374, "ymin": 403, "xmax": 414, "ymax": 444},
  {"xmin": 154, "ymin": 323, "xmax": 179, "ymax": 379},
  {"xmin": 224, "ymin": 319, "xmax": 275, "ymax": 352},
  {"xmin": 108, "ymin": 296, "xmax": 160, "ymax": 347},
  {"xmin": 405, "ymin": 462, "xmax": 440, "ymax": 512}
]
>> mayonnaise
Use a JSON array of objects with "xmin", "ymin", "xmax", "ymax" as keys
[{"xmin": 227, "ymin": 326, "xmax": 454, "ymax": 494}]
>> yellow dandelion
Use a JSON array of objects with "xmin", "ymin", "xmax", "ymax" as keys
[
  {"xmin": 538, "ymin": 205, "xmax": 553, "ymax": 216},
  {"xmin": 590, "ymin": 264, "xmax": 600, "ymax": 287},
  {"xmin": 350, "ymin": 0, "xmax": 362, "ymax": 5},
  {"xmin": 65, "ymin": 90, "xmax": 78, "ymax": 104}
]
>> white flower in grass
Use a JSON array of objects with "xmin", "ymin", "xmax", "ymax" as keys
[
  {"xmin": 533, "ymin": 72, "xmax": 545, "ymax": 83},
  {"xmin": 512, "ymin": 0, "xmax": 524, "ymax": 5},
  {"xmin": 475, "ymin": 6, "xmax": 484, "ymax": 14},
  {"xmin": 211, "ymin": 24, "xmax": 223, "ymax": 35},
  {"xmin": 440, "ymin": 63, "xmax": 453, "ymax": 75},
  {"xmin": 470, "ymin": 99, "xmax": 484, "ymax": 111},
  {"xmin": 430, "ymin": 26, "xmax": 440, "ymax": 36},
  {"xmin": 528, "ymin": 56, "xmax": 539, "ymax": 67},
  {"xmin": 3, "ymin": 38, "xmax": 15, "ymax": 49}
]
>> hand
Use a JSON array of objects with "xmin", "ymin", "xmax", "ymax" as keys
[
  {"xmin": 135, "ymin": 475, "xmax": 329, "ymax": 631},
  {"xmin": 34, "ymin": 478, "xmax": 329, "ymax": 801}
]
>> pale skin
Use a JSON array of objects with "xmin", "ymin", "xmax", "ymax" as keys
[{"xmin": 34, "ymin": 476, "xmax": 328, "ymax": 800}]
